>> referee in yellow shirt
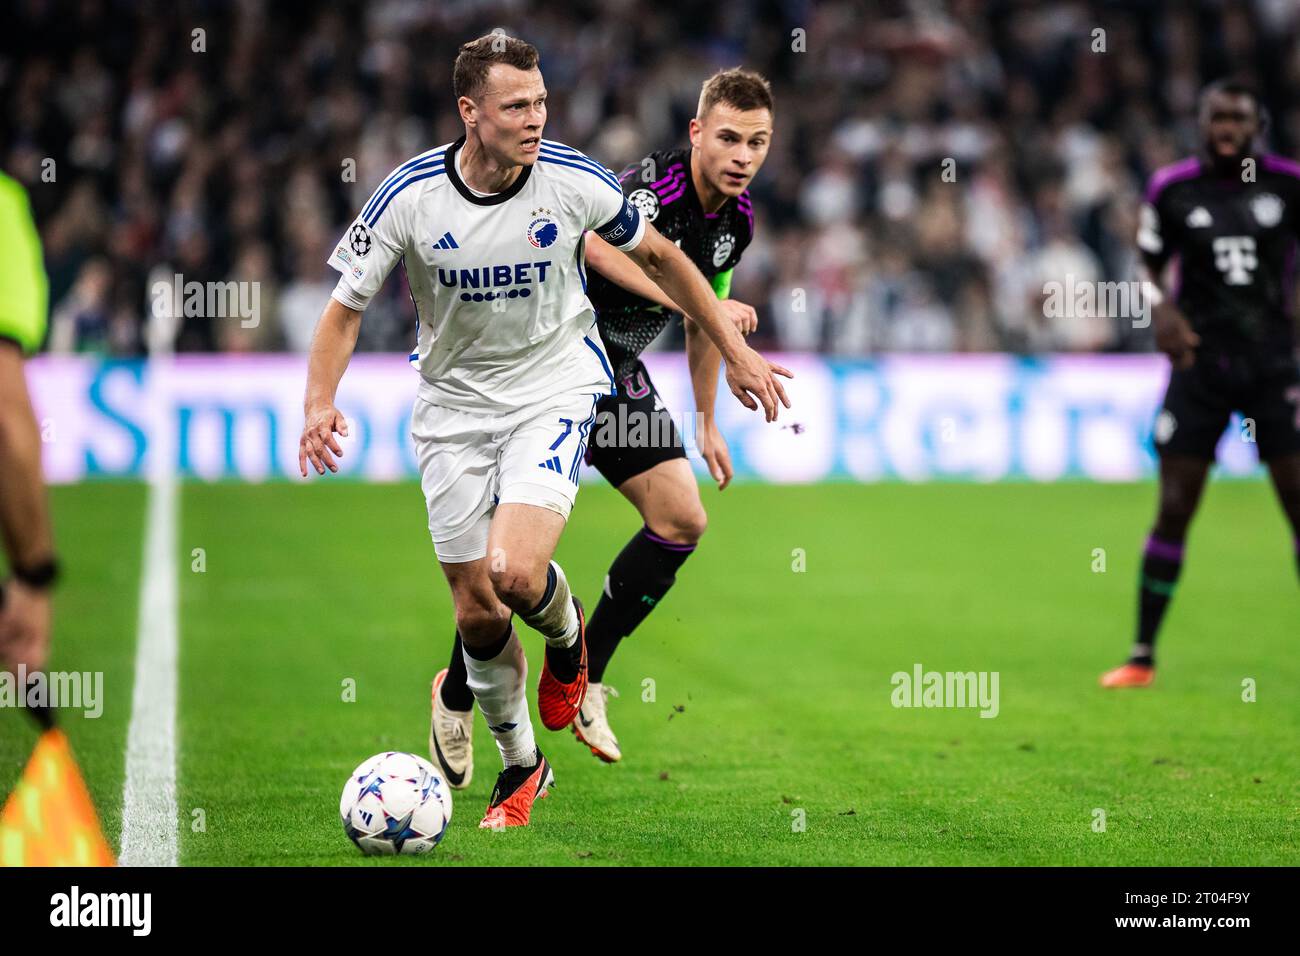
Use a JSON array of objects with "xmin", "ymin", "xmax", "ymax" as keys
[{"xmin": 0, "ymin": 171, "xmax": 59, "ymax": 676}]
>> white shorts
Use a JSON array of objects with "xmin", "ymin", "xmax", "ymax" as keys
[{"xmin": 411, "ymin": 390, "xmax": 603, "ymax": 563}]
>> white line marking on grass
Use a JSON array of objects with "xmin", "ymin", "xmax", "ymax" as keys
[{"xmin": 119, "ymin": 426, "xmax": 179, "ymax": 866}]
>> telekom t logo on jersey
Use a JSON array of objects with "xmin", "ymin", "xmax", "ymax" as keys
[{"xmin": 1213, "ymin": 236, "xmax": 1257, "ymax": 285}]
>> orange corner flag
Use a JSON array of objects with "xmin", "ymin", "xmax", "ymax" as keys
[{"xmin": 0, "ymin": 729, "xmax": 115, "ymax": 867}]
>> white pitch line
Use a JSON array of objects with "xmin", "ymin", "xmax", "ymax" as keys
[{"xmin": 118, "ymin": 434, "xmax": 179, "ymax": 866}]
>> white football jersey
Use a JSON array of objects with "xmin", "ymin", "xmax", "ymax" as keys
[{"xmin": 327, "ymin": 136, "xmax": 645, "ymax": 413}]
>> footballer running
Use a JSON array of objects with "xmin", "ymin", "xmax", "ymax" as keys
[
  {"xmin": 298, "ymin": 35, "xmax": 792, "ymax": 828},
  {"xmin": 430, "ymin": 68, "xmax": 775, "ymax": 773}
]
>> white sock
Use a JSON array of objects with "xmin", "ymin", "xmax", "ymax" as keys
[
  {"xmin": 463, "ymin": 628, "xmax": 536, "ymax": 767},
  {"xmin": 521, "ymin": 561, "xmax": 579, "ymax": 649}
]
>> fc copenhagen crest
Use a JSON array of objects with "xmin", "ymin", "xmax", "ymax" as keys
[{"xmin": 527, "ymin": 208, "xmax": 559, "ymax": 248}]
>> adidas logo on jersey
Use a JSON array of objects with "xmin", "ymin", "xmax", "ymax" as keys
[
  {"xmin": 432, "ymin": 231, "xmax": 460, "ymax": 250},
  {"xmin": 1186, "ymin": 206, "xmax": 1212, "ymax": 228}
]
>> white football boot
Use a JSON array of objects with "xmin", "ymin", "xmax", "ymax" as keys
[
  {"xmin": 430, "ymin": 668, "xmax": 474, "ymax": 789},
  {"xmin": 572, "ymin": 682, "xmax": 621, "ymax": 763}
]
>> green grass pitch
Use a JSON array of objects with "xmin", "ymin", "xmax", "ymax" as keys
[{"xmin": 2, "ymin": 478, "xmax": 1297, "ymax": 865}]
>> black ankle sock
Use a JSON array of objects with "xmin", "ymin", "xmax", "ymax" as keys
[
  {"xmin": 587, "ymin": 526, "xmax": 697, "ymax": 682},
  {"xmin": 440, "ymin": 631, "xmax": 475, "ymax": 711},
  {"xmin": 545, "ymin": 623, "xmax": 583, "ymax": 683},
  {"xmin": 1132, "ymin": 533, "xmax": 1185, "ymax": 666}
]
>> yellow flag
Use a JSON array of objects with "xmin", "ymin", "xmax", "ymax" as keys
[{"xmin": 0, "ymin": 729, "xmax": 115, "ymax": 866}]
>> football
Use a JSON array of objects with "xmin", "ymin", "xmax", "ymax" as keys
[{"xmin": 339, "ymin": 752, "xmax": 452, "ymax": 855}]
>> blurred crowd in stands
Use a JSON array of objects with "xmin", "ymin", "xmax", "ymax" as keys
[{"xmin": 5, "ymin": 0, "xmax": 1300, "ymax": 357}]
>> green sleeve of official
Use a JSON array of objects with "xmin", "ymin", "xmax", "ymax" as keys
[
  {"xmin": 0, "ymin": 173, "xmax": 49, "ymax": 355},
  {"xmin": 710, "ymin": 268, "xmax": 733, "ymax": 300}
]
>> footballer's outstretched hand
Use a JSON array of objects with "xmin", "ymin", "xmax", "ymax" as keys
[
  {"xmin": 622, "ymin": 224, "xmax": 791, "ymax": 420},
  {"xmin": 720, "ymin": 299, "xmax": 758, "ymax": 336},
  {"xmin": 697, "ymin": 419, "xmax": 734, "ymax": 490},
  {"xmin": 725, "ymin": 343, "xmax": 792, "ymax": 422},
  {"xmin": 299, "ymin": 403, "xmax": 349, "ymax": 476}
]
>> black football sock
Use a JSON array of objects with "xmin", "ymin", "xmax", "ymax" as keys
[
  {"xmin": 439, "ymin": 631, "xmax": 475, "ymax": 712},
  {"xmin": 1294, "ymin": 537, "xmax": 1299, "ymax": 581},
  {"xmin": 1131, "ymin": 533, "xmax": 1185, "ymax": 666},
  {"xmin": 545, "ymin": 641, "xmax": 582, "ymax": 684},
  {"xmin": 587, "ymin": 526, "xmax": 697, "ymax": 683}
]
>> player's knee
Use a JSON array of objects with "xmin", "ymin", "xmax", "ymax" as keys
[
  {"xmin": 1157, "ymin": 487, "xmax": 1197, "ymax": 532},
  {"xmin": 487, "ymin": 565, "xmax": 543, "ymax": 610},
  {"xmin": 653, "ymin": 507, "xmax": 707, "ymax": 546},
  {"xmin": 453, "ymin": 598, "xmax": 506, "ymax": 644}
]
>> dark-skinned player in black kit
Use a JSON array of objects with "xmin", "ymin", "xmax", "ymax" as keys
[{"xmin": 1102, "ymin": 79, "xmax": 1300, "ymax": 688}]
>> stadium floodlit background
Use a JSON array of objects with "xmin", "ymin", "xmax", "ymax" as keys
[
  {"xmin": 19, "ymin": 0, "xmax": 1300, "ymax": 358},
  {"xmin": 1, "ymin": 0, "xmax": 1297, "ymax": 867}
]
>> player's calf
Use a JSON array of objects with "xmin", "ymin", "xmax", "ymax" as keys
[
  {"xmin": 1103, "ymin": 455, "xmax": 1211, "ymax": 685},
  {"xmin": 584, "ymin": 525, "xmax": 699, "ymax": 688},
  {"xmin": 481, "ymin": 508, "xmax": 588, "ymax": 724},
  {"xmin": 485, "ymin": 504, "xmax": 582, "ymax": 658},
  {"xmin": 454, "ymin": 603, "xmax": 510, "ymax": 648},
  {"xmin": 583, "ymin": 459, "xmax": 708, "ymax": 689},
  {"xmin": 462, "ymin": 623, "xmax": 537, "ymax": 768},
  {"xmin": 1131, "ymin": 531, "xmax": 1185, "ymax": 665},
  {"xmin": 446, "ymin": 564, "xmax": 512, "ymax": 650},
  {"xmin": 440, "ymin": 560, "xmax": 538, "ymax": 771}
]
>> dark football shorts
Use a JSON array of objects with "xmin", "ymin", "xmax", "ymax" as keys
[
  {"xmin": 584, "ymin": 359, "xmax": 687, "ymax": 487},
  {"xmin": 1154, "ymin": 351, "xmax": 1300, "ymax": 461}
]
